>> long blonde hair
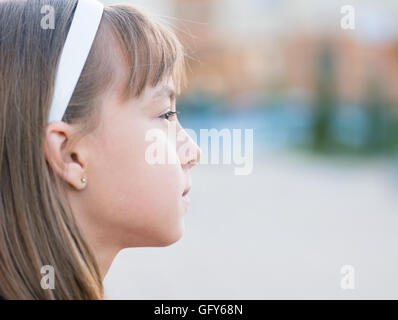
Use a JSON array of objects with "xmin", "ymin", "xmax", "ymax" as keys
[{"xmin": 0, "ymin": 0, "xmax": 186, "ymax": 299}]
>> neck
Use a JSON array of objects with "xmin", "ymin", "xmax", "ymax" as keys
[
  {"xmin": 67, "ymin": 193, "xmax": 121, "ymax": 281},
  {"xmin": 90, "ymin": 239, "xmax": 119, "ymax": 281},
  {"xmin": 75, "ymin": 217, "xmax": 120, "ymax": 281}
]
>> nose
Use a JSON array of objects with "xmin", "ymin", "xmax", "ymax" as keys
[{"xmin": 178, "ymin": 127, "xmax": 201, "ymax": 170}]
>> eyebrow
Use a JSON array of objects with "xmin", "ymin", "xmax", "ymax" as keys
[{"xmin": 152, "ymin": 85, "xmax": 176, "ymax": 101}]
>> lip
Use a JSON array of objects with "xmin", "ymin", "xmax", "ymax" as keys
[
  {"xmin": 182, "ymin": 184, "xmax": 191, "ymax": 197},
  {"xmin": 181, "ymin": 194, "xmax": 191, "ymax": 207}
]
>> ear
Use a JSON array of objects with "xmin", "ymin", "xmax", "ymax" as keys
[{"xmin": 44, "ymin": 121, "xmax": 87, "ymax": 190}]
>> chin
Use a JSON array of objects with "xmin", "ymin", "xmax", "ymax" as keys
[
  {"xmin": 155, "ymin": 222, "xmax": 185, "ymax": 247},
  {"xmin": 122, "ymin": 214, "xmax": 185, "ymax": 248}
]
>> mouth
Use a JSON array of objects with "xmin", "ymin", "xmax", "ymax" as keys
[
  {"xmin": 181, "ymin": 187, "xmax": 191, "ymax": 208},
  {"xmin": 182, "ymin": 185, "xmax": 191, "ymax": 197}
]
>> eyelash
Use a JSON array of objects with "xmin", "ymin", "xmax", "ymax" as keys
[{"xmin": 159, "ymin": 110, "xmax": 180, "ymax": 121}]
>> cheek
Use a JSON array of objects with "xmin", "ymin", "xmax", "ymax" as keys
[
  {"xmin": 120, "ymin": 121, "xmax": 183, "ymax": 209},
  {"xmin": 115, "ymin": 150, "xmax": 185, "ymax": 246},
  {"xmin": 130, "ymin": 163, "xmax": 182, "ymax": 213},
  {"xmin": 89, "ymin": 118, "xmax": 185, "ymax": 245}
]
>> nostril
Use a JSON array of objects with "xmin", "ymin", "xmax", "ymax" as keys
[
  {"xmin": 183, "ymin": 157, "xmax": 198, "ymax": 170},
  {"xmin": 179, "ymin": 138, "xmax": 201, "ymax": 169},
  {"xmin": 188, "ymin": 159, "xmax": 196, "ymax": 167}
]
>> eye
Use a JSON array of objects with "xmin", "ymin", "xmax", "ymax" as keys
[{"xmin": 159, "ymin": 110, "xmax": 180, "ymax": 121}]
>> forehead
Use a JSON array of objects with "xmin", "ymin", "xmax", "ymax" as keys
[
  {"xmin": 152, "ymin": 83, "xmax": 176, "ymax": 101},
  {"xmin": 119, "ymin": 78, "xmax": 176, "ymax": 111},
  {"xmin": 135, "ymin": 75, "xmax": 175, "ymax": 101},
  {"xmin": 106, "ymin": 53, "xmax": 176, "ymax": 106}
]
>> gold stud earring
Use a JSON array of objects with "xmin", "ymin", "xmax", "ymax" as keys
[{"xmin": 81, "ymin": 177, "xmax": 86, "ymax": 183}]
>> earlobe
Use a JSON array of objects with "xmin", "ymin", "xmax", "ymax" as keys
[{"xmin": 44, "ymin": 121, "xmax": 87, "ymax": 190}]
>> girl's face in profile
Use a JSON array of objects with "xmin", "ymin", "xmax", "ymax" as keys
[{"xmin": 72, "ymin": 76, "xmax": 201, "ymax": 250}]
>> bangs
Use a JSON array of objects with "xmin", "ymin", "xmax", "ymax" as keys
[{"xmin": 103, "ymin": 5, "xmax": 187, "ymax": 101}]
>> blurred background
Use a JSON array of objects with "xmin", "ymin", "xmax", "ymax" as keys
[{"xmin": 103, "ymin": 0, "xmax": 398, "ymax": 299}]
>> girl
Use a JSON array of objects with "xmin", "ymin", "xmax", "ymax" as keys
[{"xmin": 0, "ymin": 0, "xmax": 200, "ymax": 299}]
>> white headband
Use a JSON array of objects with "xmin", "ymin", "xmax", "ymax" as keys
[{"xmin": 48, "ymin": 0, "xmax": 104, "ymax": 123}]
